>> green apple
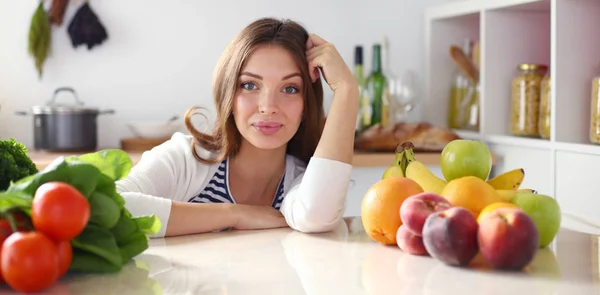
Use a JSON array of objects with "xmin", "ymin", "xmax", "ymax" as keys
[
  {"xmin": 440, "ymin": 139, "xmax": 492, "ymax": 181},
  {"xmin": 511, "ymin": 192, "xmax": 562, "ymax": 248}
]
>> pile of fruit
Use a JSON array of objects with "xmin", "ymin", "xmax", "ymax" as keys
[
  {"xmin": 361, "ymin": 140, "xmax": 562, "ymax": 271},
  {"xmin": 0, "ymin": 149, "xmax": 160, "ymax": 293}
]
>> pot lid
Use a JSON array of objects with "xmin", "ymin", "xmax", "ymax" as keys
[{"xmin": 31, "ymin": 87, "xmax": 99, "ymax": 115}]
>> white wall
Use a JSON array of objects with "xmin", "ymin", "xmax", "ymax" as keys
[{"xmin": 0, "ymin": 0, "xmax": 448, "ymax": 148}]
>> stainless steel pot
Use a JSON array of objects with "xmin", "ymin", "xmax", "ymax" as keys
[{"xmin": 15, "ymin": 87, "xmax": 115, "ymax": 152}]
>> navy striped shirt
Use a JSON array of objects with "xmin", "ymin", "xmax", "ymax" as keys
[{"xmin": 188, "ymin": 158, "xmax": 286, "ymax": 209}]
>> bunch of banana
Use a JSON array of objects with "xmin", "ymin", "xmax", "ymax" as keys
[
  {"xmin": 486, "ymin": 168, "xmax": 525, "ymax": 190},
  {"xmin": 381, "ymin": 143, "xmax": 408, "ymax": 179},
  {"xmin": 487, "ymin": 168, "xmax": 537, "ymax": 202},
  {"xmin": 399, "ymin": 142, "xmax": 447, "ymax": 194}
]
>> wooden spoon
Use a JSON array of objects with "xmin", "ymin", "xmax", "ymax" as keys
[
  {"xmin": 449, "ymin": 45, "xmax": 479, "ymax": 84},
  {"xmin": 472, "ymin": 41, "xmax": 481, "ymax": 70}
]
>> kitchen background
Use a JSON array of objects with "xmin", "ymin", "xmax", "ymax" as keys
[
  {"xmin": 4, "ymin": 0, "xmax": 598, "ymax": 232},
  {"xmin": 0, "ymin": 0, "xmax": 451, "ymax": 148}
]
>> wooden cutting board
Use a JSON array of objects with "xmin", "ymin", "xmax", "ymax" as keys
[{"xmin": 120, "ymin": 137, "xmax": 169, "ymax": 152}]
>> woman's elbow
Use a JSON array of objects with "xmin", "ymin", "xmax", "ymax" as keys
[{"xmin": 287, "ymin": 211, "xmax": 344, "ymax": 233}]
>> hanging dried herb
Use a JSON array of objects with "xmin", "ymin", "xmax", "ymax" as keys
[
  {"xmin": 49, "ymin": 0, "xmax": 70, "ymax": 26},
  {"xmin": 28, "ymin": 2, "xmax": 51, "ymax": 78}
]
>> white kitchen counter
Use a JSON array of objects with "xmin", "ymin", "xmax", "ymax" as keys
[{"xmin": 10, "ymin": 216, "xmax": 600, "ymax": 294}]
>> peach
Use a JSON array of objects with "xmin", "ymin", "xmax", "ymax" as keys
[
  {"xmin": 396, "ymin": 225, "xmax": 429, "ymax": 256},
  {"xmin": 400, "ymin": 192, "xmax": 452, "ymax": 236},
  {"xmin": 422, "ymin": 207, "xmax": 479, "ymax": 266},
  {"xmin": 477, "ymin": 207, "xmax": 539, "ymax": 271}
]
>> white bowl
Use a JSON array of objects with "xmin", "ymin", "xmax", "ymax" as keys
[{"xmin": 127, "ymin": 121, "xmax": 181, "ymax": 139}]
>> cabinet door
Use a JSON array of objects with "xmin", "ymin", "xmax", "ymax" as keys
[
  {"xmin": 345, "ymin": 167, "xmax": 385, "ymax": 217},
  {"xmin": 487, "ymin": 144, "xmax": 554, "ymax": 195},
  {"xmin": 555, "ymin": 151, "xmax": 600, "ymax": 225}
]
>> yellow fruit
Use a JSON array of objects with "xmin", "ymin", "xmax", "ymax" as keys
[
  {"xmin": 403, "ymin": 142, "xmax": 446, "ymax": 194},
  {"xmin": 361, "ymin": 177, "xmax": 424, "ymax": 245},
  {"xmin": 496, "ymin": 190, "xmax": 517, "ymax": 202},
  {"xmin": 486, "ymin": 168, "xmax": 525, "ymax": 190},
  {"xmin": 496, "ymin": 188, "xmax": 537, "ymax": 202},
  {"xmin": 382, "ymin": 166, "xmax": 404, "ymax": 179},
  {"xmin": 381, "ymin": 143, "xmax": 407, "ymax": 180},
  {"xmin": 477, "ymin": 202, "xmax": 521, "ymax": 223},
  {"xmin": 405, "ymin": 161, "xmax": 447, "ymax": 194},
  {"xmin": 440, "ymin": 176, "xmax": 501, "ymax": 217}
]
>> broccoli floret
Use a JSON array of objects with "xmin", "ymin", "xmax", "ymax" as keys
[{"xmin": 0, "ymin": 138, "xmax": 39, "ymax": 191}]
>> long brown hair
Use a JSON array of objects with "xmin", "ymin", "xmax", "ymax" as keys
[{"xmin": 184, "ymin": 18, "xmax": 325, "ymax": 165}]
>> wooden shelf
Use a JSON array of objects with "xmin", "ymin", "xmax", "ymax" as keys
[
  {"xmin": 28, "ymin": 150, "xmax": 452, "ymax": 171},
  {"xmin": 29, "ymin": 149, "xmax": 499, "ymax": 171},
  {"xmin": 351, "ymin": 151, "xmax": 444, "ymax": 167}
]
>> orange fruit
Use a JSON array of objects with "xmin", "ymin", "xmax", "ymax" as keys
[
  {"xmin": 477, "ymin": 202, "xmax": 520, "ymax": 223},
  {"xmin": 361, "ymin": 177, "xmax": 423, "ymax": 245},
  {"xmin": 440, "ymin": 176, "xmax": 501, "ymax": 218}
]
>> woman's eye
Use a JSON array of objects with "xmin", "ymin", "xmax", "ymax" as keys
[
  {"xmin": 241, "ymin": 82, "xmax": 257, "ymax": 90},
  {"xmin": 283, "ymin": 86, "xmax": 299, "ymax": 94}
]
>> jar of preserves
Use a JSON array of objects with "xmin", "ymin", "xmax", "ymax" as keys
[
  {"xmin": 510, "ymin": 63, "xmax": 548, "ymax": 137},
  {"xmin": 590, "ymin": 74, "xmax": 600, "ymax": 144},
  {"xmin": 539, "ymin": 73, "xmax": 551, "ymax": 139}
]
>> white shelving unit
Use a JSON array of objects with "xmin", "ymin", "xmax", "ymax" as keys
[{"xmin": 424, "ymin": 0, "xmax": 600, "ymax": 225}]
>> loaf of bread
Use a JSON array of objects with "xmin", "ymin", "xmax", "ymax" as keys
[{"xmin": 354, "ymin": 122, "xmax": 461, "ymax": 152}]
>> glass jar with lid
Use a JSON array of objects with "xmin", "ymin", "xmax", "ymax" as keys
[
  {"xmin": 510, "ymin": 63, "xmax": 548, "ymax": 137},
  {"xmin": 538, "ymin": 72, "xmax": 551, "ymax": 139},
  {"xmin": 463, "ymin": 83, "xmax": 480, "ymax": 131}
]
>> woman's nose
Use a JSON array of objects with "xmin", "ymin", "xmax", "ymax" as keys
[{"xmin": 258, "ymin": 90, "xmax": 278, "ymax": 114}]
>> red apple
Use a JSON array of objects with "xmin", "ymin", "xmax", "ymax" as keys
[
  {"xmin": 400, "ymin": 192, "xmax": 453, "ymax": 236},
  {"xmin": 422, "ymin": 207, "xmax": 479, "ymax": 266},
  {"xmin": 477, "ymin": 207, "xmax": 539, "ymax": 271},
  {"xmin": 396, "ymin": 225, "xmax": 429, "ymax": 256}
]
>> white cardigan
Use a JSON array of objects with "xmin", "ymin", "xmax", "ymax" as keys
[{"xmin": 115, "ymin": 132, "xmax": 354, "ymax": 237}]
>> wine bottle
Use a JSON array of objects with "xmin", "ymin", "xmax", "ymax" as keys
[
  {"xmin": 354, "ymin": 46, "xmax": 371, "ymax": 131},
  {"xmin": 366, "ymin": 44, "xmax": 388, "ymax": 127}
]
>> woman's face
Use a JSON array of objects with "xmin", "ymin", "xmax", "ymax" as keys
[{"xmin": 233, "ymin": 44, "xmax": 305, "ymax": 151}]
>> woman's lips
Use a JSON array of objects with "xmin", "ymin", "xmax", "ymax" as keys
[{"xmin": 253, "ymin": 121, "xmax": 282, "ymax": 135}]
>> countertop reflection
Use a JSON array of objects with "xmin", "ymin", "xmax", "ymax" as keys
[{"xmin": 2, "ymin": 216, "xmax": 599, "ymax": 294}]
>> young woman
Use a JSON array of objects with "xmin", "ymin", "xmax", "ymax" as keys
[{"xmin": 116, "ymin": 17, "xmax": 359, "ymax": 238}]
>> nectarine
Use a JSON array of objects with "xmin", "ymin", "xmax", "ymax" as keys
[
  {"xmin": 477, "ymin": 202, "xmax": 520, "ymax": 224},
  {"xmin": 396, "ymin": 225, "xmax": 429, "ymax": 256},
  {"xmin": 422, "ymin": 207, "xmax": 479, "ymax": 267},
  {"xmin": 400, "ymin": 192, "xmax": 452, "ymax": 236},
  {"xmin": 477, "ymin": 208, "xmax": 539, "ymax": 271}
]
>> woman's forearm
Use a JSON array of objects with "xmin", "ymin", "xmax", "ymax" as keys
[
  {"xmin": 165, "ymin": 202, "xmax": 238, "ymax": 237},
  {"xmin": 313, "ymin": 82, "xmax": 359, "ymax": 164}
]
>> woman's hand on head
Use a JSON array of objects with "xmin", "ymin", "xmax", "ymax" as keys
[
  {"xmin": 306, "ymin": 34, "xmax": 356, "ymax": 92},
  {"xmin": 232, "ymin": 204, "xmax": 289, "ymax": 230}
]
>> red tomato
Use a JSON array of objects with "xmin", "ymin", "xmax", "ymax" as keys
[
  {"xmin": 0, "ymin": 213, "xmax": 32, "ymax": 236},
  {"xmin": 0, "ymin": 220, "xmax": 11, "ymax": 284},
  {"xmin": 55, "ymin": 240, "xmax": 73, "ymax": 277},
  {"xmin": 32, "ymin": 182, "xmax": 91, "ymax": 241},
  {"xmin": 0, "ymin": 219, "xmax": 13, "ymax": 243},
  {"xmin": 0, "ymin": 212, "xmax": 34, "ymax": 284},
  {"xmin": 1, "ymin": 231, "xmax": 59, "ymax": 293}
]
